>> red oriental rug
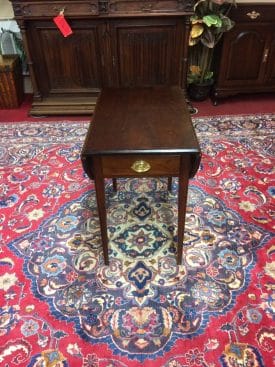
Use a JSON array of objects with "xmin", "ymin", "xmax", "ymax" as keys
[{"xmin": 0, "ymin": 114, "xmax": 274, "ymax": 367}]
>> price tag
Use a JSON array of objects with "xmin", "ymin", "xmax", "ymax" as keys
[{"xmin": 53, "ymin": 13, "xmax": 73, "ymax": 37}]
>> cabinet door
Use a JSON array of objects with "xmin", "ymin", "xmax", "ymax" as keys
[
  {"xmin": 26, "ymin": 20, "xmax": 103, "ymax": 97},
  {"xmin": 109, "ymin": 17, "xmax": 185, "ymax": 87},
  {"xmin": 217, "ymin": 24, "xmax": 270, "ymax": 87}
]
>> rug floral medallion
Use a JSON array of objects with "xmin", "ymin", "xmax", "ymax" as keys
[{"xmin": 0, "ymin": 115, "xmax": 274, "ymax": 367}]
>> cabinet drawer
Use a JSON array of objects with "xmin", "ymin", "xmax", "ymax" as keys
[
  {"xmin": 230, "ymin": 4, "xmax": 275, "ymax": 23},
  {"xmin": 101, "ymin": 155, "xmax": 180, "ymax": 177},
  {"xmin": 16, "ymin": 1, "xmax": 99, "ymax": 17},
  {"xmin": 108, "ymin": 0, "xmax": 190, "ymax": 15}
]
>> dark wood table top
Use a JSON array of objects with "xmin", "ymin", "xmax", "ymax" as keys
[{"xmin": 82, "ymin": 86, "xmax": 200, "ymax": 155}]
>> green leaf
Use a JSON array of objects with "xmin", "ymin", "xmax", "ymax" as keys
[
  {"xmin": 203, "ymin": 14, "xmax": 222, "ymax": 28},
  {"xmin": 190, "ymin": 15, "xmax": 199, "ymax": 23},
  {"xmin": 220, "ymin": 16, "xmax": 235, "ymax": 32},
  {"xmin": 204, "ymin": 71, "xmax": 214, "ymax": 81}
]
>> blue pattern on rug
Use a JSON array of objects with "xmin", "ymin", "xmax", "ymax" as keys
[{"xmin": 8, "ymin": 178, "xmax": 271, "ymax": 361}]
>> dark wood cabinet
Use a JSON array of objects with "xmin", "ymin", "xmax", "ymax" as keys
[
  {"xmin": 11, "ymin": 0, "xmax": 194, "ymax": 115},
  {"xmin": 212, "ymin": 3, "xmax": 275, "ymax": 104}
]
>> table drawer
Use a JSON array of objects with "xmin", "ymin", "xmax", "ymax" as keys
[{"xmin": 101, "ymin": 155, "xmax": 180, "ymax": 177}]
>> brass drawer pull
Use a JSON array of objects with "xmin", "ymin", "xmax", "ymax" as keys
[
  {"xmin": 246, "ymin": 11, "xmax": 260, "ymax": 20},
  {"xmin": 131, "ymin": 160, "xmax": 151, "ymax": 173}
]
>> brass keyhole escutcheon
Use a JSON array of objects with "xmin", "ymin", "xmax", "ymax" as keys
[
  {"xmin": 246, "ymin": 11, "xmax": 260, "ymax": 20},
  {"xmin": 131, "ymin": 160, "xmax": 151, "ymax": 173}
]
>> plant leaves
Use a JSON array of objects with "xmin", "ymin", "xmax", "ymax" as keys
[
  {"xmin": 200, "ymin": 28, "xmax": 216, "ymax": 48},
  {"xmin": 190, "ymin": 24, "xmax": 204, "ymax": 38},
  {"xmin": 203, "ymin": 14, "xmax": 222, "ymax": 28}
]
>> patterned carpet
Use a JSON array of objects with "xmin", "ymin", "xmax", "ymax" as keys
[{"xmin": 0, "ymin": 114, "xmax": 274, "ymax": 367}]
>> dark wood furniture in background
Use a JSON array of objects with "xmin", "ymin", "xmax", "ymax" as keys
[
  {"xmin": 212, "ymin": 3, "xmax": 275, "ymax": 104},
  {"xmin": 0, "ymin": 55, "xmax": 24, "ymax": 109},
  {"xmin": 81, "ymin": 87, "xmax": 201, "ymax": 265},
  {"xmin": 10, "ymin": 0, "xmax": 194, "ymax": 115}
]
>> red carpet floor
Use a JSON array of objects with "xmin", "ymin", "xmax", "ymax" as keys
[
  {"xmin": 193, "ymin": 93, "xmax": 275, "ymax": 116},
  {"xmin": 0, "ymin": 112, "xmax": 274, "ymax": 366},
  {"xmin": 0, "ymin": 92, "xmax": 274, "ymax": 366}
]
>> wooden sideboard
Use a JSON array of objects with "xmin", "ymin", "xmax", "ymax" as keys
[
  {"xmin": 10, "ymin": 0, "xmax": 194, "ymax": 115},
  {"xmin": 212, "ymin": 3, "xmax": 275, "ymax": 104}
]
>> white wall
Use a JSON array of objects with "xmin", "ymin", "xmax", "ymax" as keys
[
  {"xmin": 0, "ymin": 0, "xmax": 19, "ymax": 31},
  {"xmin": 0, "ymin": 0, "xmax": 14, "ymax": 20}
]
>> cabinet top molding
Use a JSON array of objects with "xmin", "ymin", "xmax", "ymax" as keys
[
  {"xmin": 11, "ymin": 0, "xmax": 195, "ymax": 18},
  {"xmin": 236, "ymin": 1, "xmax": 275, "ymax": 3}
]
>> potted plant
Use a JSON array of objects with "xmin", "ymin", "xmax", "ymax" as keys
[
  {"xmin": 187, "ymin": 0, "xmax": 236, "ymax": 101},
  {"xmin": 0, "ymin": 28, "xmax": 27, "ymax": 72}
]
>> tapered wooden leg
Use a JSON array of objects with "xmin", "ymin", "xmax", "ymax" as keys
[
  {"xmin": 93, "ymin": 157, "xmax": 109, "ymax": 265},
  {"xmin": 168, "ymin": 177, "xmax": 172, "ymax": 192},
  {"xmin": 177, "ymin": 156, "xmax": 190, "ymax": 265},
  {"xmin": 112, "ymin": 178, "xmax": 117, "ymax": 192}
]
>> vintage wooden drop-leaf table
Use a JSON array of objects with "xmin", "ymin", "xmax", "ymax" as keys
[{"xmin": 81, "ymin": 86, "xmax": 201, "ymax": 265}]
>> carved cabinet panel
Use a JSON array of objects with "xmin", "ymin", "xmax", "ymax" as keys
[
  {"xmin": 107, "ymin": 0, "xmax": 191, "ymax": 15},
  {"xmin": 110, "ymin": 17, "xmax": 185, "ymax": 87},
  {"xmin": 27, "ymin": 20, "xmax": 103, "ymax": 97},
  {"xmin": 17, "ymin": 2, "xmax": 99, "ymax": 17}
]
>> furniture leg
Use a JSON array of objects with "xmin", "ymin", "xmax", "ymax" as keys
[
  {"xmin": 112, "ymin": 178, "xmax": 117, "ymax": 192},
  {"xmin": 177, "ymin": 156, "xmax": 190, "ymax": 265},
  {"xmin": 93, "ymin": 157, "xmax": 109, "ymax": 265},
  {"xmin": 168, "ymin": 177, "xmax": 172, "ymax": 192}
]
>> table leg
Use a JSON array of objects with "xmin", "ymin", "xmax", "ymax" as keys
[
  {"xmin": 177, "ymin": 156, "xmax": 190, "ymax": 265},
  {"xmin": 112, "ymin": 178, "xmax": 117, "ymax": 192},
  {"xmin": 93, "ymin": 157, "xmax": 109, "ymax": 265},
  {"xmin": 168, "ymin": 177, "xmax": 172, "ymax": 192}
]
